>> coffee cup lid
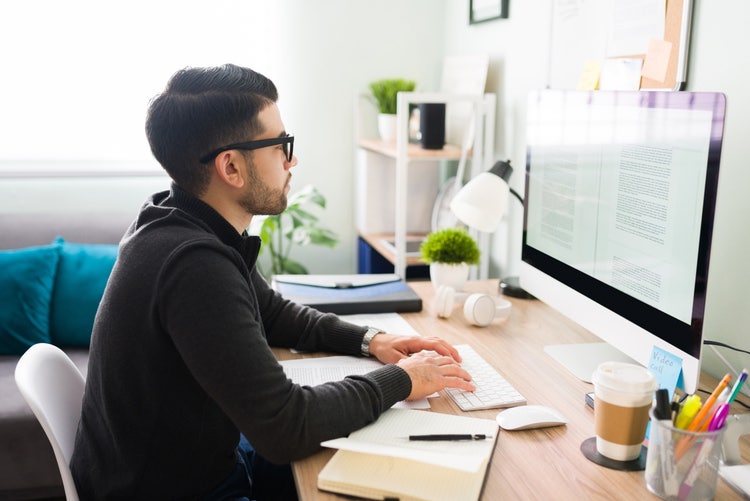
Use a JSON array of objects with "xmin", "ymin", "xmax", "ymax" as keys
[{"xmin": 591, "ymin": 361, "xmax": 658, "ymax": 394}]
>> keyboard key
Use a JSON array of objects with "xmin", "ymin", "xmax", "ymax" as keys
[{"xmin": 446, "ymin": 344, "xmax": 526, "ymax": 411}]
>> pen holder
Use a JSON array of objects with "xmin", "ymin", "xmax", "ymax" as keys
[{"xmin": 645, "ymin": 409, "xmax": 726, "ymax": 500}]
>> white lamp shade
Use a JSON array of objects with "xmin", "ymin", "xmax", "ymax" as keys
[{"xmin": 449, "ymin": 172, "xmax": 509, "ymax": 232}]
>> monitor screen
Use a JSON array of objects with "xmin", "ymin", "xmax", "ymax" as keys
[{"xmin": 519, "ymin": 90, "xmax": 726, "ymax": 394}]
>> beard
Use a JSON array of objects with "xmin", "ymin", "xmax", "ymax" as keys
[{"xmin": 238, "ymin": 159, "xmax": 289, "ymax": 216}]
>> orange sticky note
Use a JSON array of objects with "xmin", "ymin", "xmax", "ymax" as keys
[{"xmin": 642, "ymin": 38, "xmax": 673, "ymax": 83}]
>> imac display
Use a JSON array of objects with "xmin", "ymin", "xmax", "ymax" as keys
[{"xmin": 520, "ymin": 90, "xmax": 726, "ymax": 394}]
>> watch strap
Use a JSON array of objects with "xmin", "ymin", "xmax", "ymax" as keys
[{"xmin": 360, "ymin": 327, "xmax": 384, "ymax": 357}]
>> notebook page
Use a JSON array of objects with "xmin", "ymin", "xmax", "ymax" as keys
[
  {"xmin": 321, "ymin": 408, "xmax": 498, "ymax": 472},
  {"xmin": 279, "ymin": 357, "xmax": 430, "ymax": 409}
]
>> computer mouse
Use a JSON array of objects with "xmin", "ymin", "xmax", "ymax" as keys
[{"xmin": 496, "ymin": 405, "xmax": 568, "ymax": 431}]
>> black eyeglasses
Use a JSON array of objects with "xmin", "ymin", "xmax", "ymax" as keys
[{"xmin": 199, "ymin": 134, "xmax": 294, "ymax": 164}]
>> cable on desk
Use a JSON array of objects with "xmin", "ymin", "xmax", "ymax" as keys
[{"xmin": 704, "ymin": 340, "xmax": 750, "ymax": 357}]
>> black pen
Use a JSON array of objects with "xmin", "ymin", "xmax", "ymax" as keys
[{"xmin": 407, "ymin": 434, "xmax": 491, "ymax": 441}]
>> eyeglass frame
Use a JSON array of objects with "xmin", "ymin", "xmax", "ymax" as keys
[{"xmin": 199, "ymin": 134, "xmax": 294, "ymax": 164}]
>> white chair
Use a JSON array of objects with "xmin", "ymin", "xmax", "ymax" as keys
[{"xmin": 15, "ymin": 343, "xmax": 84, "ymax": 501}]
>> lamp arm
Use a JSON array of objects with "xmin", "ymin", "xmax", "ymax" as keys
[{"xmin": 509, "ymin": 187, "xmax": 524, "ymax": 206}]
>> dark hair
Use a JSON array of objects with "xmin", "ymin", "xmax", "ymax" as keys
[{"xmin": 145, "ymin": 64, "xmax": 278, "ymax": 194}]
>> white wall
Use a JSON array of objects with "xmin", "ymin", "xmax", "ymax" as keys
[
  {"xmin": 2, "ymin": 1, "xmax": 746, "ymax": 380},
  {"xmin": 267, "ymin": 0, "xmax": 447, "ymax": 273},
  {"xmin": 440, "ymin": 0, "xmax": 750, "ymax": 381},
  {"xmin": 442, "ymin": 0, "xmax": 552, "ymax": 279},
  {"xmin": 681, "ymin": 1, "xmax": 750, "ymax": 381},
  {"xmin": 0, "ymin": 0, "xmax": 446, "ymax": 274}
]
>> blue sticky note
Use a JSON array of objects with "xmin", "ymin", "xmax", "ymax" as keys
[
  {"xmin": 648, "ymin": 346, "xmax": 684, "ymax": 400},
  {"xmin": 644, "ymin": 346, "xmax": 684, "ymax": 442}
]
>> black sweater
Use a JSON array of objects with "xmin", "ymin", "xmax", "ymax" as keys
[{"xmin": 71, "ymin": 185, "xmax": 411, "ymax": 499}]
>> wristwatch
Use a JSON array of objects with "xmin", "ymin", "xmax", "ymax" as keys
[{"xmin": 360, "ymin": 327, "xmax": 384, "ymax": 357}]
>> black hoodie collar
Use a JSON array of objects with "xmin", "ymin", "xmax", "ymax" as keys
[{"xmin": 168, "ymin": 183, "xmax": 261, "ymax": 264}]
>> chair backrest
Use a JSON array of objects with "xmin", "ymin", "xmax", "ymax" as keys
[{"xmin": 15, "ymin": 343, "xmax": 84, "ymax": 501}]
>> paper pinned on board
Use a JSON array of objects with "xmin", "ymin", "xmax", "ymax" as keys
[
  {"xmin": 599, "ymin": 58, "xmax": 643, "ymax": 90},
  {"xmin": 641, "ymin": 38, "xmax": 673, "ymax": 83}
]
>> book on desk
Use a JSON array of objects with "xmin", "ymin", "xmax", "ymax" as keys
[
  {"xmin": 271, "ymin": 274, "xmax": 422, "ymax": 315},
  {"xmin": 317, "ymin": 408, "xmax": 498, "ymax": 501}
]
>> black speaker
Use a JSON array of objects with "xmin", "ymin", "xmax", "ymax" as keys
[{"xmin": 418, "ymin": 103, "xmax": 446, "ymax": 149}]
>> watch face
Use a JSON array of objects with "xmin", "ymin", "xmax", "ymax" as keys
[{"xmin": 431, "ymin": 177, "xmax": 459, "ymax": 231}]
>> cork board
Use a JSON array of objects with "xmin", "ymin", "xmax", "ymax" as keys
[{"xmin": 548, "ymin": 0, "xmax": 693, "ymax": 90}]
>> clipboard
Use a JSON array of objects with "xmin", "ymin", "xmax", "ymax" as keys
[{"xmin": 272, "ymin": 274, "xmax": 423, "ymax": 315}]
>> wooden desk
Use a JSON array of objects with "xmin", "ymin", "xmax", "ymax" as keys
[{"xmin": 273, "ymin": 280, "xmax": 749, "ymax": 500}]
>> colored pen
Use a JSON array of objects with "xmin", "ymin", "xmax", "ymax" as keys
[
  {"xmin": 698, "ymin": 388, "xmax": 730, "ymax": 433},
  {"xmin": 727, "ymin": 369, "xmax": 748, "ymax": 404},
  {"xmin": 685, "ymin": 373, "xmax": 731, "ymax": 433},
  {"xmin": 654, "ymin": 389, "xmax": 679, "ymax": 496},
  {"xmin": 709, "ymin": 403, "xmax": 730, "ymax": 431},
  {"xmin": 677, "ymin": 404, "xmax": 729, "ymax": 500},
  {"xmin": 407, "ymin": 434, "xmax": 491, "ymax": 441},
  {"xmin": 675, "ymin": 373, "xmax": 731, "ymax": 460}
]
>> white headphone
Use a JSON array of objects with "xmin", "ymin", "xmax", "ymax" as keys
[{"xmin": 433, "ymin": 285, "xmax": 512, "ymax": 327}]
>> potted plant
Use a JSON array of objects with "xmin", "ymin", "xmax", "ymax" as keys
[
  {"xmin": 420, "ymin": 227, "xmax": 480, "ymax": 291},
  {"xmin": 369, "ymin": 78, "xmax": 416, "ymax": 142},
  {"xmin": 256, "ymin": 185, "xmax": 339, "ymax": 278}
]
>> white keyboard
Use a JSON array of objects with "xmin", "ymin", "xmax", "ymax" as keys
[{"xmin": 445, "ymin": 344, "xmax": 526, "ymax": 411}]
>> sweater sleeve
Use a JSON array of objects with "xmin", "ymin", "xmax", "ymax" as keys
[
  {"xmin": 251, "ymin": 268, "xmax": 373, "ymax": 356},
  {"xmin": 158, "ymin": 243, "xmax": 411, "ymax": 463}
]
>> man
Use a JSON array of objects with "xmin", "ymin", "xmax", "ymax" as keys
[{"xmin": 71, "ymin": 64, "xmax": 474, "ymax": 500}]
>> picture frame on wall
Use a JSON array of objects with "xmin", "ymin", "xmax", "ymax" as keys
[{"xmin": 470, "ymin": 0, "xmax": 509, "ymax": 24}]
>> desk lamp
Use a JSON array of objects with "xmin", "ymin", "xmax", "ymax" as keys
[{"xmin": 449, "ymin": 159, "xmax": 533, "ymax": 298}]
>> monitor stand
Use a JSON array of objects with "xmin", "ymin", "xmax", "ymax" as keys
[{"xmin": 544, "ymin": 343, "xmax": 638, "ymax": 383}]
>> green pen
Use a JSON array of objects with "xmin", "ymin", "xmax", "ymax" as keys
[{"xmin": 727, "ymin": 369, "xmax": 748, "ymax": 404}]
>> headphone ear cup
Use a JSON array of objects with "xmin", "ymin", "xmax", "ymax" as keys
[
  {"xmin": 433, "ymin": 285, "xmax": 456, "ymax": 318},
  {"xmin": 495, "ymin": 297, "xmax": 512, "ymax": 319},
  {"xmin": 463, "ymin": 293, "xmax": 496, "ymax": 327}
]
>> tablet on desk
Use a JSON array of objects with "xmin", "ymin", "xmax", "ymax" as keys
[{"xmin": 380, "ymin": 238, "xmax": 425, "ymax": 258}]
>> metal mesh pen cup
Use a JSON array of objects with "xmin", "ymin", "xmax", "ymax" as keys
[{"xmin": 645, "ymin": 409, "xmax": 726, "ymax": 500}]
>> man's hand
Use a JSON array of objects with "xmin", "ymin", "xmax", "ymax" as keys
[
  {"xmin": 396, "ymin": 351, "xmax": 475, "ymax": 400},
  {"xmin": 367, "ymin": 333, "xmax": 463, "ymax": 365},
  {"xmin": 366, "ymin": 333, "xmax": 474, "ymax": 400}
]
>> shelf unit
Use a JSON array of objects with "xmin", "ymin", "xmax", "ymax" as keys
[{"xmin": 355, "ymin": 91, "xmax": 496, "ymax": 279}]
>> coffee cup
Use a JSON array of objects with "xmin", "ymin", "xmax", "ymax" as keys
[{"xmin": 591, "ymin": 361, "xmax": 658, "ymax": 461}]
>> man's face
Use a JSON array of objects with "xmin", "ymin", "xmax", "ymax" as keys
[{"xmin": 238, "ymin": 103, "xmax": 297, "ymax": 216}]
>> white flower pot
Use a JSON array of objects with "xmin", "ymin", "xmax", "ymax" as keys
[
  {"xmin": 377, "ymin": 113, "xmax": 397, "ymax": 142},
  {"xmin": 430, "ymin": 262, "xmax": 469, "ymax": 291}
]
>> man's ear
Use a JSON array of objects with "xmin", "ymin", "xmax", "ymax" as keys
[{"xmin": 212, "ymin": 151, "xmax": 246, "ymax": 189}]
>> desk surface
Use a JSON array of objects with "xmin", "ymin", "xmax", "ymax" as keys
[{"xmin": 273, "ymin": 280, "xmax": 749, "ymax": 500}]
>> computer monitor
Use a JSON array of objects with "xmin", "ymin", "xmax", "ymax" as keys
[{"xmin": 520, "ymin": 90, "xmax": 726, "ymax": 394}]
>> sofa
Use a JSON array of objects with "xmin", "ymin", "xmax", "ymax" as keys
[{"xmin": 0, "ymin": 211, "xmax": 132, "ymax": 500}]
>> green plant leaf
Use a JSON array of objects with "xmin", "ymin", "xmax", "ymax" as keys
[
  {"xmin": 311, "ymin": 228, "xmax": 340, "ymax": 247},
  {"xmin": 420, "ymin": 227, "xmax": 480, "ymax": 265},
  {"xmin": 259, "ymin": 217, "xmax": 276, "ymax": 245},
  {"xmin": 369, "ymin": 78, "xmax": 416, "ymax": 114},
  {"xmin": 279, "ymin": 258, "xmax": 308, "ymax": 275},
  {"xmin": 257, "ymin": 184, "xmax": 339, "ymax": 277},
  {"xmin": 289, "ymin": 207, "xmax": 319, "ymax": 226}
]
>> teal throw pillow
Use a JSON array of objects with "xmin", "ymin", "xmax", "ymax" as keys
[
  {"xmin": 0, "ymin": 245, "xmax": 61, "ymax": 355},
  {"xmin": 50, "ymin": 238, "xmax": 118, "ymax": 347}
]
